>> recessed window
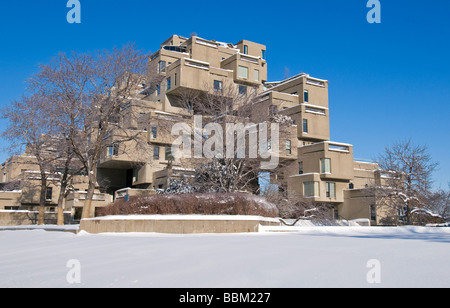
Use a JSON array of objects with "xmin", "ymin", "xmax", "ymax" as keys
[
  {"xmin": 45, "ymin": 187, "xmax": 53, "ymax": 201},
  {"xmin": 108, "ymin": 143, "xmax": 119, "ymax": 157},
  {"xmin": 286, "ymin": 140, "xmax": 291, "ymax": 155},
  {"xmin": 254, "ymin": 69, "xmax": 259, "ymax": 81},
  {"xmin": 238, "ymin": 66, "xmax": 248, "ymax": 79},
  {"xmin": 153, "ymin": 147, "xmax": 160, "ymax": 160},
  {"xmin": 304, "ymin": 181, "xmax": 319, "ymax": 197},
  {"xmin": 321, "ymin": 158, "xmax": 331, "ymax": 173},
  {"xmin": 239, "ymin": 85, "xmax": 247, "ymax": 96},
  {"xmin": 370, "ymin": 204, "xmax": 377, "ymax": 221},
  {"xmin": 167, "ymin": 77, "xmax": 171, "ymax": 90},
  {"xmin": 165, "ymin": 146, "xmax": 174, "ymax": 161},
  {"xmin": 158, "ymin": 61, "xmax": 166, "ymax": 73},
  {"xmin": 299, "ymin": 161, "xmax": 303, "ymax": 174},
  {"xmin": 214, "ymin": 80, "xmax": 223, "ymax": 92},
  {"xmin": 151, "ymin": 126, "xmax": 157, "ymax": 139},
  {"xmin": 261, "ymin": 49, "xmax": 266, "ymax": 60},
  {"xmin": 243, "ymin": 45, "xmax": 248, "ymax": 55},
  {"xmin": 303, "ymin": 119, "xmax": 308, "ymax": 133},
  {"xmin": 326, "ymin": 182, "xmax": 336, "ymax": 198},
  {"xmin": 304, "ymin": 90, "xmax": 309, "ymax": 103}
]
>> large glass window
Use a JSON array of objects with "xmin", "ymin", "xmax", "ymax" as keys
[
  {"xmin": 254, "ymin": 69, "xmax": 259, "ymax": 81},
  {"xmin": 304, "ymin": 181, "xmax": 319, "ymax": 197},
  {"xmin": 326, "ymin": 182, "xmax": 336, "ymax": 198},
  {"xmin": 286, "ymin": 140, "xmax": 291, "ymax": 155},
  {"xmin": 238, "ymin": 66, "xmax": 248, "ymax": 79},
  {"xmin": 321, "ymin": 158, "xmax": 331, "ymax": 173},
  {"xmin": 158, "ymin": 61, "xmax": 166, "ymax": 73},
  {"xmin": 239, "ymin": 85, "xmax": 247, "ymax": 96},
  {"xmin": 165, "ymin": 146, "xmax": 174, "ymax": 161},
  {"xmin": 153, "ymin": 147, "xmax": 160, "ymax": 160}
]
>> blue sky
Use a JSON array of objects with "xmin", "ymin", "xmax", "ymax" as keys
[{"xmin": 0, "ymin": 0, "xmax": 449, "ymax": 189}]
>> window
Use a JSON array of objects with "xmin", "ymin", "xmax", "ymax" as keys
[
  {"xmin": 238, "ymin": 66, "xmax": 248, "ymax": 79},
  {"xmin": 304, "ymin": 90, "xmax": 309, "ymax": 102},
  {"xmin": 133, "ymin": 168, "xmax": 139, "ymax": 183},
  {"xmin": 158, "ymin": 61, "xmax": 166, "ymax": 73},
  {"xmin": 157, "ymin": 84, "xmax": 161, "ymax": 96},
  {"xmin": 243, "ymin": 45, "xmax": 248, "ymax": 55},
  {"xmin": 239, "ymin": 85, "xmax": 247, "ymax": 96},
  {"xmin": 214, "ymin": 80, "xmax": 223, "ymax": 92},
  {"xmin": 286, "ymin": 140, "xmax": 291, "ymax": 155},
  {"xmin": 304, "ymin": 181, "xmax": 319, "ymax": 197},
  {"xmin": 326, "ymin": 182, "xmax": 336, "ymax": 198},
  {"xmin": 254, "ymin": 69, "xmax": 259, "ymax": 81},
  {"xmin": 45, "ymin": 187, "xmax": 53, "ymax": 201},
  {"xmin": 370, "ymin": 204, "xmax": 377, "ymax": 221},
  {"xmin": 165, "ymin": 146, "xmax": 174, "ymax": 161},
  {"xmin": 321, "ymin": 158, "xmax": 331, "ymax": 173},
  {"xmin": 270, "ymin": 105, "xmax": 278, "ymax": 115},
  {"xmin": 261, "ymin": 49, "xmax": 266, "ymax": 60},
  {"xmin": 299, "ymin": 161, "xmax": 303, "ymax": 174},
  {"xmin": 303, "ymin": 119, "xmax": 308, "ymax": 133},
  {"xmin": 108, "ymin": 143, "xmax": 119, "ymax": 157},
  {"xmin": 151, "ymin": 126, "xmax": 157, "ymax": 139},
  {"xmin": 167, "ymin": 77, "xmax": 171, "ymax": 90},
  {"xmin": 174, "ymin": 73, "xmax": 177, "ymax": 86},
  {"xmin": 153, "ymin": 147, "xmax": 160, "ymax": 160}
]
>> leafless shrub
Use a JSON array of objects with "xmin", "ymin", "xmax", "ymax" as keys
[{"xmin": 99, "ymin": 192, "xmax": 279, "ymax": 218}]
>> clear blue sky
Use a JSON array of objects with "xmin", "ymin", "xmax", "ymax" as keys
[{"xmin": 0, "ymin": 0, "xmax": 449, "ymax": 189}]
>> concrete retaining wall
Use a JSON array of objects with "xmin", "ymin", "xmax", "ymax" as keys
[
  {"xmin": 79, "ymin": 215, "xmax": 281, "ymax": 234},
  {"xmin": 0, "ymin": 210, "xmax": 71, "ymax": 226}
]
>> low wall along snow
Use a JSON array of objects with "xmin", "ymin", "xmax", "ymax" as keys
[{"xmin": 79, "ymin": 215, "xmax": 281, "ymax": 234}]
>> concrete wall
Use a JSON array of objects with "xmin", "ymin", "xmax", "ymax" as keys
[
  {"xmin": 0, "ymin": 210, "xmax": 72, "ymax": 226},
  {"xmin": 79, "ymin": 215, "xmax": 281, "ymax": 234}
]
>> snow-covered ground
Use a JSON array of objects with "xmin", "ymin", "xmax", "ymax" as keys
[{"xmin": 0, "ymin": 226, "xmax": 449, "ymax": 288}]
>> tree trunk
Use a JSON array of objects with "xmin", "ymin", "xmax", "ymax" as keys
[
  {"xmin": 81, "ymin": 171, "xmax": 97, "ymax": 219},
  {"xmin": 57, "ymin": 157, "xmax": 71, "ymax": 225},
  {"xmin": 56, "ymin": 185, "xmax": 66, "ymax": 225},
  {"xmin": 38, "ymin": 175, "xmax": 47, "ymax": 225}
]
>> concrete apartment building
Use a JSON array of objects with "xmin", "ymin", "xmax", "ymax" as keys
[{"xmin": 0, "ymin": 34, "xmax": 387, "ymax": 225}]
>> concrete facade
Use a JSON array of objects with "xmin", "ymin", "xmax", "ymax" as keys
[
  {"xmin": 79, "ymin": 215, "xmax": 280, "ymax": 234},
  {"xmin": 0, "ymin": 34, "xmax": 391, "ymax": 225}
]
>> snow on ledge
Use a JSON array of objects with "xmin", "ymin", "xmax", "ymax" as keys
[{"xmin": 82, "ymin": 214, "xmax": 280, "ymax": 223}]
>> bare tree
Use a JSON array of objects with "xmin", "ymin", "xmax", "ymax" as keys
[
  {"xmin": 28, "ymin": 44, "xmax": 151, "ymax": 219},
  {"xmin": 426, "ymin": 185, "xmax": 450, "ymax": 223},
  {"xmin": 68, "ymin": 43, "xmax": 149, "ymax": 219},
  {"xmin": 375, "ymin": 139, "xmax": 439, "ymax": 225},
  {"xmin": 1, "ymin": 95, "xmax": 56, "ymax": 224},
  {"xmin": 29, "ymin": 52, "xmax": 91, "ymax": 224},
  {"xmin": 171, "ymin": 81, "xmax": 294, "ymax": 194}
]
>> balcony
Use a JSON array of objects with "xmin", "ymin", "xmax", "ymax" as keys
[
  {"xmin": 298, "ymin": 141, "xmax": 354, "ymax": 181},
  {"xmin": 220, "ymin": 53, "xmax": 267, "ymax": 86},
  {"xmin": 164, "ymin": 58, "xmax": 234, "ymax": 96}
]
